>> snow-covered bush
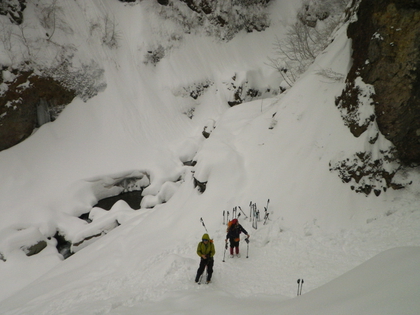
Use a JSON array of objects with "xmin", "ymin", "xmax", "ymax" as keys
[
  {"xmin": 0, "ymin": 1, "xmax": 73, "ymax": 65},
  {"xmin": 101, "ymin": 13, "xmax": 121, "ymax": 49},
  {"xmin": 155, "ymin": 0, "xmax": 272, "ymax": 41},
  {"xmin": 329, "ymin": 149, "xmax": 409, "ymax": 196},
  {"xmin": 223, "ymin": 72, "xmax": 277, "ymax": 106},
  {"xmin": 268, "ymin": 0, "xmax": 348, "ymax": 87},
  {"xmin": 171, "ymin": 79, "xmax": 214, "ymax": 118},
  {"xmin": 298, "ymin": 0, "xmax": 349, "ymax": 27},
  {"xmin": 43, "ymin": 49, "xmax": 107, "ymax": 101},
  {"xmin": 38, "ymin": 0, "xmax": 73, "ymax": 41},
  {"xmin": 144, "ymin": 44, "xmax": 165, "ymax": 66},
  {"xmin": 268, "ymin": 18, "xmax": 340, "ymax": 87}
]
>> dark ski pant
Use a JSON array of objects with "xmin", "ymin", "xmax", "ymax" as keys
[
  {"xmin": 195, "ymin": 257, "xmax": 214, "ymax": 282},
  {"xmin": 229, "ymin": 238, "xmax": 240, "ymax": 255}
]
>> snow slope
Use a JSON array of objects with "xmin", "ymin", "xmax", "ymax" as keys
[{"xmin": 0, "ymin": 0, "xmax": 420, "ymax": 313}]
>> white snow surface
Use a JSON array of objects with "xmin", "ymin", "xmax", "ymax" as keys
[{"xmin": 0, "ymin": 0, "xmax": 420, "ymax": 314}]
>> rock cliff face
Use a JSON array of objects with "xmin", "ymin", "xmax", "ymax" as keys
[
  {"xmin": 340, "ymin": 0, "xmax": 420, "ymax": 165},
  {"xmin": 0, "ymin": 0, "xmax": 78, "ymax": 152},
  {"xmin": 0, "ymin": 69, "xmax": 76, "ymax": 151}
]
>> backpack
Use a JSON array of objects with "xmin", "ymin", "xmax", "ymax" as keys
[{"xmin": 226, "ymin": 219, "xmax": 237, "ymax": 232}]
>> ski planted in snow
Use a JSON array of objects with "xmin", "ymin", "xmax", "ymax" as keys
[
  {"xmin": 238, "ymin": 206, "xmax": 248, "ymax": 219},
  {"xmin": 297, "ymin": 279, "xmax": 304, "ymax": 295},
  {"xmin": 200, "ymin": 217, "xmax": 209, "ymax": 233},
  {"xmin": 263, "ymin": 199, "xmax": 270, "ymax": 225}
]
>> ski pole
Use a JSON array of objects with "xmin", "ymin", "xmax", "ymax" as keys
[
  {"xmin": 300, "ymin": 279, "xmax": 304, "ymax": 295},
  {"xmin": 223, "ymin": 241, "xmax": 228, "ymax": 262},
  {"xmin": 297, "ymin": 279, "xmax": 300, "ymax": 295},
  {"xmin": 245, "ymin": 237, "xmax": 249, "ymax": 258},
  {"xmin": 238, "ymin": 206, "xmax": 248, "ymax": 219},
  {"xmin": 263, "ymin": 199, "xmax": 270, "ymax": 225},
  {"xmin": 263, "ymin": 212, "xmax": 269, "ymax": 225},
  {"xmin": 200, "ymin": 217, "xmax": 208, "ymax": 233},
  {"xmin": 198, "ymin": 265, "xmax": 207, "ymax": 285}
]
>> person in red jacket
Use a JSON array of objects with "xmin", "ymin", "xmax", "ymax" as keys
[{"xmin": 225, "ymin": 219, "xmax": 249, "ymax": 258}]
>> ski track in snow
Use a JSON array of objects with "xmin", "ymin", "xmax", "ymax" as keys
[{"xmin": 9, "ymin": 204, "xmax": 419, "ymax": 315}]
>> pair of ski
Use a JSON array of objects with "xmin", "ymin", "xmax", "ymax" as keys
[
  {"xmin": 297, "ymin": 278, "xmax": 304, "ymax": 296},
  {"xmin": 222, "ymin": 206, "xmax": 248, "ymax": 224},
  {"xmin": 250, "ymin": 199, "xmax": 270, "ymax": 229}
]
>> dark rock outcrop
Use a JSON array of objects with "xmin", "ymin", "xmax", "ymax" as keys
[
  {"xmin": 54, "ymin": 232, "xmax": 73, "ymax": 259},
  {"xmin": 339, "ymin": 0, "xmax": 420, "ymax": 165},
  {"xmin": 93, "ymin": 190, "xmax": 143, "ymax": 210},
  {"xmin": 0, "ymin": 69, "xmax": 76, "ymax": 151},
  {"xmin": 0, "ymin": 0, "xmax": 26, "ymax": 25},
  {"xmin": 193, "ymin": 177, "xmax": 207, "ymax": 193},
  {"xmin": 23, "ymin": 240, "xmax": 47, "ymax": 256}
]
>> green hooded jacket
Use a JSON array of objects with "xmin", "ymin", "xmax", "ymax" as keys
[{"xmin": 197, "ymin": 233, "xmax": 215, "ymax": 259}]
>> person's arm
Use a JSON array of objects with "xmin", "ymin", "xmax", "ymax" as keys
[
  {"xmin": 226, "ymin": 229, "xmax": 231, "ymax": 240},
  {"xmin": 240, "ymin": 225, "xmax": 250, "ymax": 238},
  {"xmin": 197, "ymin": 243, "xmax": 206, "ymax": 259}
]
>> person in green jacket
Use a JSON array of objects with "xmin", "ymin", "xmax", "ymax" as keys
[{"xmin": 195, "ymin": 233, "xmax": 215, "ymax": 284}]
